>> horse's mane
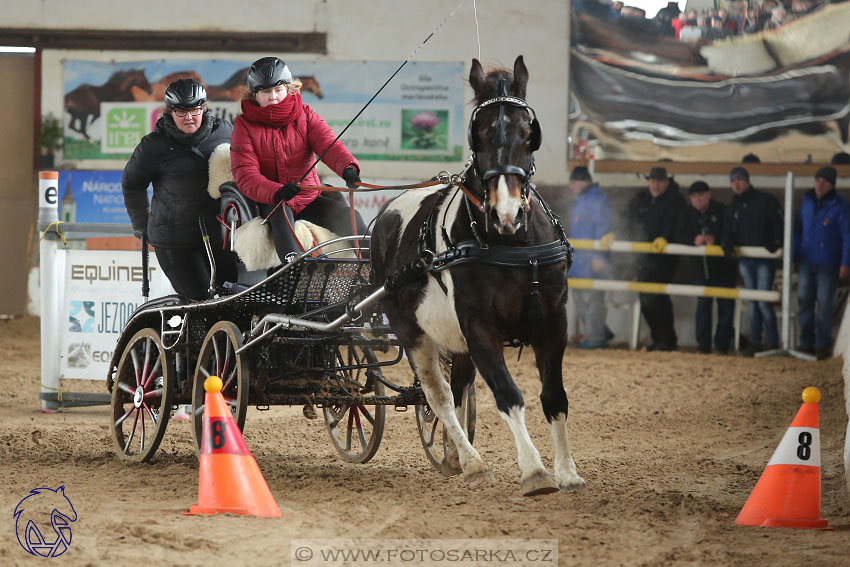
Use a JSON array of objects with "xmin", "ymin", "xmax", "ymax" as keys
[
  {"xmin": 216, "ymin": 68, "xmax": 250, "ymax": 90},
  {"xmin": 106, "ymin": 69, "xmax": 147, "ymax": 86},
  {"xmin": 471, "ymin": 65, "xmax": 526, "ymax": 104}
]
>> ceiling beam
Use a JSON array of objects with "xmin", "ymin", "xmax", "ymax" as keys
[{"xmin": 0, "ymin": 28, "xmax": 326, "ymax": 53}]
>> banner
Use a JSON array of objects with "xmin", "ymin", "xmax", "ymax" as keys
[
  {"xmin": 63, "ymin": 59, "xmax": 465, "ymax": 162},
  {"xmin": 55, "ymin": 170, "xmax": 153, "ymax": 224},
  {"xmin": 60, "ymin": 250, "xmax": 174, "ymax": 380}
]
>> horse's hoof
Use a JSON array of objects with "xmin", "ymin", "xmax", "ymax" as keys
[
  {"xmin": 521, "ymin": 470, "xmax": 560, "ymax": 497},
  {"xmin": 558, "ymin": 474, "xmax": 587, "ymax": 493},
  {"xmin": 463, "ymin": 463, "xmax": 495, "ymax": 487},
  {"xmin": 441, "ymin": 450, "xmax": 462, "ymax": 477}
]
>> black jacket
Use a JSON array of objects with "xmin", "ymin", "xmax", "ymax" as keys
[
  {"xmin": 722, "ymin": 185, "xmax": 783, "ymax": 252},
  {"xmin": 676, "ymin": 199, "xmax": 738, "ymax": 282},
  {"xmin": 122, "ymin": 115, "xmax": 232, "ymax": 247},
  {"xmin": 628, "ymin": 181, "xmax": 686, "ymax": 280}
]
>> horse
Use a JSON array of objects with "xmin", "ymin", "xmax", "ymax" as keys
[
  {"xmin": 64, "ymin": 69, "xmax": 152, "ymax": 140},
  {"xmin": 297, "ymin": 75, "xmax": 324, "ymax": 99},
  {"xmin": 370, "ymin": 55, "xmax": 585, "ymax": 496},
  {"xmin": 207, "ymin": 68, "xmax": 250, "ymax": 101},
  {"xmin": 131, "ymin": 70, "xmax": 203, "ymax": 102}
]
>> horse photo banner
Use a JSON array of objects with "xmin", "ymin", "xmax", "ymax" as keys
[{"xmin": 63, "ymin": 58, "xmax": 466, "ymax": 162}]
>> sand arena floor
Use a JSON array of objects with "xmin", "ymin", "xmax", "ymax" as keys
[{"xmin": 1, "ymin": 316, "xmax": 849, "ymax": 566}]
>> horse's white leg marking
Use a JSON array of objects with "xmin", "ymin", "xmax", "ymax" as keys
[
  {"xmin": 409, "ymin": 338, "xmax": 491, "ymax": 485},
  {"xmin": 550, "ymin": 413, "xmax": 586, "ymax": 491},
  {"xmin": 500, "ymin": 406, "xmax": 559, "ymax": 496}
]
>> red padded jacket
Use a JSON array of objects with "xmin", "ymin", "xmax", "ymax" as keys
[{"xmin": 230, "ymin": 95, "xmax": 359, "ymax": 214}]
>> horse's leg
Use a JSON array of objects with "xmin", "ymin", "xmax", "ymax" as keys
[
  {"xmin": 535, "ymin": 310, "xmax": 586, "ymax": 492},
  {"xmin": 409, "ymin": 338, "xmax": 492, "ymax": 485},
  {"xmin": 465, "ymin": 327, "xmax": 558, "ymax": 496},
  {"xmin": 442, "ymin": 352, "xmax": 476, "ymax": 475}
]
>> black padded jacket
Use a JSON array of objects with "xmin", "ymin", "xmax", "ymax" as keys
[{"xmin": 122, "ymin": 115, "xmax": 232, "ymax": 248}]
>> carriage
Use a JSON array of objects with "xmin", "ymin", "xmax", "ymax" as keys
[
  {"xmin": 108, "ymin": 55, "xmax": 584, "ymax": 496},
  {"xmin": 106, "ymin": 231, "xmax": 476, "ymax": 472}
]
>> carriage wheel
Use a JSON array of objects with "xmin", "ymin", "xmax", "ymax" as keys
[
  {"xmin": 110, "ymin": 328, "xmax": 174, "ymax": 462},
  {"xmin": 415, "ymin": 353, "xmax": 477, "ymax": 476},
  {"xmin": 323, "ymin": 346, "xmax": 386, "ymax": 463},
  {"xmin": 191, "ymin": 321, "xmax": 249, "ymax": 450}
]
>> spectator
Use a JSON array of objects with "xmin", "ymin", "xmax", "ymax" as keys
[
  {"xmin": 722, "ymin": 166, "xmax": 784, "ymax": 355},
  {"xmin": 793, "ymin": 167, "xmax": 850, "ymax": 359},
  {"xmin": 742, "ymin": 152, "xmax": 761, "ymax": 163},
  {"xmin": 718, "ymin": 9, "xmax": 739, "ymax": 34},
  {"xmin": 763, "ymin": 6, "xmax": 787, "ymax": 30},
  {"xmin": 671, "ymin": 12, "xmax": 687, "ymax": 39},
  {"xmin": 831, "ymin": 152, "xmax": 850, "ymax": 165},
  {"xmin": 677, "ymin": 181, "xmax": 738, "ymax": 354},
  {"xmin": 568, "ymin": 166, "xmax": 613, "ymax": 349},
  {"xmin": 628, "ymin": 167, "xmax": 686, "ymax": 351},
  {"xmin": 706, "ymin": 17, "xmax": 729, "ymax": 40},
  {"xmin": 679, "ymin": 18, "xmax": 705, "ymax": 42}
]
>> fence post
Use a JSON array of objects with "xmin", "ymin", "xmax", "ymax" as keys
[
  {"xmin": 781, "ymin": 171, "xmax": 794, "ymax": 350},
  {"xmin": 37, "ymin": 171, "xmax": 61, "ymax": 412}
]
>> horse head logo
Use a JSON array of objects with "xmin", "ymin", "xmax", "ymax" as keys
[{"xmin": 13, "ymin": 486, "xmax": 78, "ymax": 558}]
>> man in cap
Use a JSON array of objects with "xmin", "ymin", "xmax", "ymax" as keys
[
  {"xmin": 568, "ymin": 166, "xmax": 613, "ymax": 348},
  {"xmin": 722, "ymin": 166, "xmax": 783, "ymax": 355},
  {"xmin": 676, "ymin": 181, "xmax": 738, "ymax": 353},
  {"xmin": 793, "ymin": 166, "xmax": 850, "ymax": 359},
  {"xmin": 628, "ymin": 166, "xmax": 686, "ymax": 351}
]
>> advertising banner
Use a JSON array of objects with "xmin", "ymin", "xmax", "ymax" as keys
[
  {"xmin": 59, "ymin": 250, "xmax": 174, "ymax": 380},
  {"xmin": 63, "ymin": 58, "xmax": 465, "ymax": 162}
]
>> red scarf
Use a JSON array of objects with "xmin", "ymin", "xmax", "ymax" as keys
[{"xmin": 240, "ymin": 93, "xmax": 304, "ymax": 128}]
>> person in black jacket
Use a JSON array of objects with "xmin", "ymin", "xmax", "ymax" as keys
[
  {"xmin": 629, "ymin": 167, "xmax": 686, "ymax": 351},
  {"xmin": 722, "ymin": 166, "xmax": 783, "ymax": 354},
  {"xmin": 677, "ymin": 181, "xmax": 738, "ymax": 354},
  {"xmin": 122, "ymin": 78, "xmax": 237, "ymax": 299}
]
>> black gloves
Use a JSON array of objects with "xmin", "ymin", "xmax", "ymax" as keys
[
  {"xmin": 722, "ymin": 242, "xmax": 737, "ymax": 258},
  {"xmin": 765, "ymin": 241, "xmax": 780, "ymax": 254},
  {"xmin": 134, "ymin": 229, "xmax": 147, "ymax": 241},
  {"xmin": 342, "ymin": 167, "xmax": 361, "ymax": 189},
  {"xmin": 275, "ymin": 183, "xmax": 300, "ymax": 203}
]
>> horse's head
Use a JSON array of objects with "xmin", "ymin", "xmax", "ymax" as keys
[
  {"xmin": 468, "ymin": 55, "xmax": 541, "ymax": 235},
  {"xmin": 113, "ymin": 69, "xmax": 152, "ymax": 95}
]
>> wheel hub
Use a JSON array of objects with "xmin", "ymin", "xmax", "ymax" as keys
[{"xmin": 133, "ymin": 386, "xmax": 144, "ymax": 408}]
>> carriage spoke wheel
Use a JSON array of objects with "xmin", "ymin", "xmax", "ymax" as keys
[
  {"xmin": 323, "ymin": 346, "xmax": 386, "ymax": 463},
  {"xmin": 416, "ymin": 353, "xmax": 477, "ymax": 476},
  {"xmin": 192, "ymin": 321, "xmax": 249, "ymax": 450},
  {"xmin": 110, "ymin": 328, "xmax": 174, "ymax": 462}
]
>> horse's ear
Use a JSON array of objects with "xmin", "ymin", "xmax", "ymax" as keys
[
  {"xmin": 512, "ymin": 56, "xmax": 528, "ymax": 99},
  {"xmin": 469, "ymin": 58, "xmax": 485, "ymax": 97}
]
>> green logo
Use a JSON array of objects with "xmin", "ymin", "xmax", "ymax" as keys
[{"xmin": 105, "ymin": 108, "xmax": 145, "ymax": 151}]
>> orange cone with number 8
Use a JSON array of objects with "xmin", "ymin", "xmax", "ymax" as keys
[
  {"xmin": 186, "ymin": 376, "xmax": 281, "ymax": 517},
  {"xmin": 735, "ymin": 387, "xmax": 831, "ymax": 529}
]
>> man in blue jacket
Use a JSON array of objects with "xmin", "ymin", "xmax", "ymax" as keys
[
  {"xmin": 793, "ymin": 166, "xmax": 850, "ymax": 359},
  {"xmin": 568, "ymin": 166, "xmax": 613, "ymax": 348}
]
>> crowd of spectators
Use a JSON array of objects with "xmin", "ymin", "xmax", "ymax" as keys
[
  {"xmin": 575, "ymin": 0, "xmax": 834, "ymax": 43},
  {"xmin": 566, "ymin": 151, "xmax": 850, "ymax": 359}
]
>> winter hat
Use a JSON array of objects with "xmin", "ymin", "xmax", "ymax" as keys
[
  {"xmin": 646, "ymin": 167, "xmax": 670, "ymax": 180},
  {"xmin": 729, "ymin": 166, "xmax": 750, "ymax": 182},
  {"xmin": 688, "ymin": 181, "xmax": 710, "ymax": 194},
  {"xmin": 570, "ymin": 166, "xmax": 593, "ymax": 182},
  {"xmin": 815, "ymin": 166, "xmax": 837, "ymax": 186}
]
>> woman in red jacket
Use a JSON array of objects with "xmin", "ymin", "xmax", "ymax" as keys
[{"xmin": 230, "ymin": 56, "xmax": 366, "ymax": 263}]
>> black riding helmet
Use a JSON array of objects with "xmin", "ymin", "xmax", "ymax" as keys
[
  {"xmin": 164, "ymin": 78, "xmax": 207, "ymax": 109},
  {"xmin": 247, "ymin": 57, "xmax": 292, "ymax": 92}
]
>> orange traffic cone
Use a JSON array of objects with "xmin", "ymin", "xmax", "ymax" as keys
[
  {"xmin": 186, "ymin": 376, "xmax": 281, "ymax": 517},
  {"xmin": 736, "ymin": 387, "xmax": 831, "ymax": 529}
]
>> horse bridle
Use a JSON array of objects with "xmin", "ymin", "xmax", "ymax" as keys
[{"xmin": 466, "ymin": 93, "xmax": 541, "ymax": 226}]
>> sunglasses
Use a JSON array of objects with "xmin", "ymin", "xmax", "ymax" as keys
[{"xmin": 173, "ymin": 107, "xmax": 203, "ymax": 117}]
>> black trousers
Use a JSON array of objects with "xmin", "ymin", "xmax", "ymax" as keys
[
  {"xmin": 695, "ymin": 271, "xmax": 737, "ymax": 351},
  {"xmin": 262, "ymin": 193, "xmax": 367, "ymax": 263},
  {"xmin": 155, "ymin": 244, "xmax": 238, "ymax": 300},
  {"xmin": 638, "ymin": 258, "xmax": 678, "ymax": 348}
]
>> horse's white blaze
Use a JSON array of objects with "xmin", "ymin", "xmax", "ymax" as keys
[
  {"xmin": 499, "ymin": 406, "xmax": 548, "ymax": 480},
  {"xmin": 494, "ymin": 175, "xmax": 520, "ymax": 232},
  {"xmin": 550, "ymin": 413, "xmax": 585, "ymax": 489}
]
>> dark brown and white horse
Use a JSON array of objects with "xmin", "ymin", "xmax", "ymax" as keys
[{"xmin": 371, "ymin": 56, "xmax": 585, "ymax": 496}]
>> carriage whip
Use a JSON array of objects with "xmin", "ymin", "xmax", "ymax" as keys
[{"xmin": 262, "ymin": 1, "xmax": 465, "ymax": 225}]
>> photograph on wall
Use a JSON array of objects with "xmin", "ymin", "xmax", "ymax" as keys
[
  {"xmin": 569, "ymin": 1, "xmax": 850, "ymax": 162},
  {"xmin": 62, "ymin": 58, "xmax": 465, "ymax": 162}
]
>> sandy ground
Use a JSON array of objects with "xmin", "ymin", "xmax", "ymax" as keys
[{"xmin": 1, "ymin": 315, "xmax": 849, "ymax": 566}]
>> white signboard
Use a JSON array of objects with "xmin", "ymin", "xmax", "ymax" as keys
[{"xmin": 60, "ymin": 250, "xmax": 174, "ymax": 380}]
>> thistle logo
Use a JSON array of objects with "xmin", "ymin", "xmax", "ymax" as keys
[{"xmin": 13, "ymin": 486, "xmax": 77, "ymax": 557}]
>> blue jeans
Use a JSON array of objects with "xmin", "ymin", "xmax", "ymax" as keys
[
  {"xmin": 738, "ymin": 258, "xmax": 778, "ymax": 347},
  {"xmin": 797, "ymin": 262, "xmax": 839, "ymax": 350}
]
